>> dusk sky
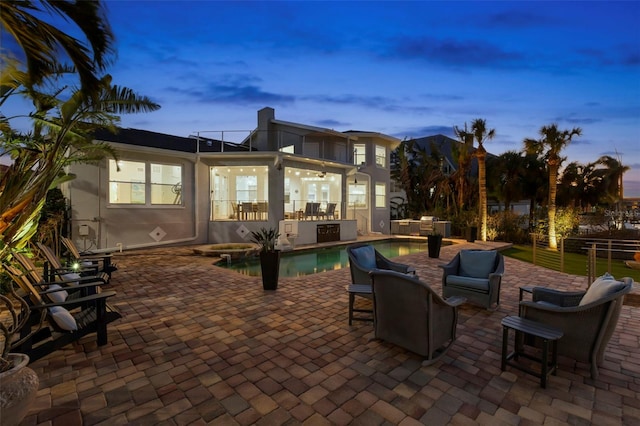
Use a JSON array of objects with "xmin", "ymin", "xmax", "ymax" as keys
[{"xmin": 5, "ymin": 1, "xmax": 640, "ymax": 197}]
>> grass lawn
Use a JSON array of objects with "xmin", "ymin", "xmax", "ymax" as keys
[{"xmin": 502, "ymin": 244, "xmax": 640, "ymax": 281}]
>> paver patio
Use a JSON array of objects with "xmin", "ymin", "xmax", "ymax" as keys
[{"xmin": 21, "ymin": 240, "xmax": 640, "ymax": 425}]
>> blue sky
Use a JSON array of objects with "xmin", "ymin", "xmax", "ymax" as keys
[{"xmin": 5, "ymin": 0, "xmax": 640, "ymax": 196}]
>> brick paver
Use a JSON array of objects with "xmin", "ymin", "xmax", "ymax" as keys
[{"xmin": 21, "ymin": 240, "xmax": 640, "ymax": 425}]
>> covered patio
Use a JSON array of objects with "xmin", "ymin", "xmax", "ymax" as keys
[{"xmin": 23, "ymin": 241, "xmax": 640, "ymax": 425}]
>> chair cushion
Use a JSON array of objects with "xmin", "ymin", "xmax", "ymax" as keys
[
  {"xmin": 459, "ymin": 250, "xmax": 497, "ymax": 278},
  {"xmin": 61, "ymin": 272, "xmax": 81, "ymax": 286},
  {"xmin": 446, "ymin": 275, "xmax": 490, "ymax": 292},
  {"xmin": 351, "ymin": 246, "xmax": 377, "ymax": 270},
  {"xmin": 579, "ymin": 273, "xmax": 625, "ymax": 306},
  {"xmin": 47, "ymin": 284, "xmax": 68, "ymax": 303},
  {"xmin": 48, "ymin": 306, "xmax": 78, "ymax": 331}
]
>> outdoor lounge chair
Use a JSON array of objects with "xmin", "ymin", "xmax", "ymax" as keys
[
  {"xmin": 4, "ymin": 263, "xmax": 121, "ymax": 362},
  {"xmin": 61, "ymin": 236, "xmax": 118, "ymax": 279},
  {"xmin": 12, "ymin": 252, "xmax": 107, "ymax": 293},
  {"xmin": 440, "ymin": 249, "xmax": 504, "ymax": 310},
  {"xmin": 37, "ymin": 242, "xmax": 110, "ymax": 284},
  {"xmin": 345, "ymin": 243, "xmax": 416, "ymax": 324},
  {"xmin": 370, "ymin": 269, "xmax": 466, "ymax": 365},
  {"xmin": 519, "ymin": 274, "xmax": 633, "ymax": 379}
]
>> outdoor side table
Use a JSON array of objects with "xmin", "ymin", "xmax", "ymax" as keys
[{"xmin": 501, "ymin": 315, "xmax": 563, "ymax": 388}]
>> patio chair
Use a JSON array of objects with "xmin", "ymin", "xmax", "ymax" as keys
[
  {"xmin": 319, "ymin": 202, "xmax": 337, "ymax": 220},
  {"xmin": 4, "ymin": 263, "xmax": 121, "ymax": 362},
  {"xmin": 519, "ymin": 274, "xmax": 633, "ymax": 379},
  {"xmin": 37, "ymin": 242, "xmax": 110, "ymax": 284},
  {"xmin": 370, "ymin": 269, "xmax": 466, "ymax": 365},
  {"xmin": 439, "ymin": 249, "xmax": 504, "ymax": 310},
  {"xmin": 304, "ymin": 202, "xmax": 320, "ymax": 220},
  {"xmin": 346, "ymin": 243, "xmax": 416, "ymax": 324},
  {"xmin": 61, "ymin": 236, "xmax": 118, "ymax": 279},
  {"xmin": 13, "ymin": 251, "xmax": 107, "ymax": 291}
]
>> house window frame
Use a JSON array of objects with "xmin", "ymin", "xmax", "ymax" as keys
[
  {"xmin": 375, "ymin": 182, "xmax": 386, "ymax": 208},
  {"xmin": 375, "ymin": 145, "xmax": 386, "ymax": 168},
  {"xmin": 353, "ymin": 143, "xmax": 366, "ymax": 166},
  {"xmin": 348, "ymin": 182, "xmax": 367, "ymax": 208},
  {"xmin": 108, "ymin": 159, "xmax": 184, "ymax": 207}
]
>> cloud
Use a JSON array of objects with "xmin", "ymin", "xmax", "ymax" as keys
[
  {"xmin": 314, "ymin": 119, "xmax": 350, "ymax": 128},
  {"xmin": 384, "ymin": 36, "xmax": 526, "ymax": 69},
  {"xmin": 484, "ymin": 10, "xmax": 556, "ymax": 28}
]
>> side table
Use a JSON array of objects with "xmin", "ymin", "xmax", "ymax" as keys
[{"xmin": 501, "ymin": 315, "xmax": 563, "ymax": 388}]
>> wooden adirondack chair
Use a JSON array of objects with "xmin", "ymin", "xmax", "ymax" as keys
[
  {"xmin": 61, "ymin": 236, "xmax": 118, "ymax": 279},
  {"xmin": 37, "ymin": 242, "xmax": 110, "ymax": 284},
  {"xmin": 3, "ymin": 263, "xmax": 121, "ymax": 362}
]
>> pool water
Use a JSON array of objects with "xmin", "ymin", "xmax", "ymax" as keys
[{"xmin": 218, "ymin": 239, "xmax": 429, "ymax": 277}]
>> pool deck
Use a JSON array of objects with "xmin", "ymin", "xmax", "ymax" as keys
[{"xmin": 22, "ymin": 238, "xmax": 640, "ymax": 425}]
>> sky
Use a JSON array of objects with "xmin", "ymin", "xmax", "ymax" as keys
[{"xmin": 4, "ymin": 1, "xmax": 640, "ymax": 197}]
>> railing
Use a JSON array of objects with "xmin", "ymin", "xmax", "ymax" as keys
[
  {"xmin": 194, "ymin": 129, "xmax": 356, "ymax": 164},
  {"xmin": 210, "ymin": 199, "xmax": 348, "ymax": 221},
  {"xmin": 531, "ymin": 234, "xmax": 640, "ymax": 283}
]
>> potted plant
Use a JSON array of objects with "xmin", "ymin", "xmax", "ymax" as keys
[
  {"xmin": 427, "ymin": 230, "xmax": 443, "ymax": 258},
  {"xmin": 0, "ymin": 271, "xmax": 39, "ymax": 426},
  {"xmin": 250, "ymin": 227, "xmax": 281, "ymax": 290}
]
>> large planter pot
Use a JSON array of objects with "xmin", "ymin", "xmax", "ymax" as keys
[
  {"xmin": 427, "ymin": 235, "xmax": 443, "ymax": 258},
  {"xmin": 259, "ymin": 250, "xmax": 281, "ymax": 290},
  {"xmin": 0, "ymin": 353, "xmax": 39, "ymax": 426},
  {"xmin": 466, "ymin": 226, "xmax": 478, "ymax": 242}
]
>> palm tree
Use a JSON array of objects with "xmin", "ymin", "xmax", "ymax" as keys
[
  {"xmin": 597, "ymin": 155, "xmax": 630, "ymax": 210},
  {"xmin": 452, "ymin": 124, "xmax": 474, "ymax": 214},
  {"xmin": 524, "ymin": 124, "xmax": 582, "ymax": 250},
  {"xmin": 469, "ymin": 119, "xmax": 495, "ymax": 241},
  {"xmin": 487, "ymin": 151, "xmax": 525, "ymax": 211},
  {"xmin": 0, "ymin": 75, "xmax": 160, "ymax": 261},
  {"xmin": 0, "ymin": 0, "xmax": 114, "ymax": 96}
]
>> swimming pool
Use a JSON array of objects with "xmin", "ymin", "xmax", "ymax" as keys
[{"xmin": 217, "ymin": 239, "xmax": 430, "ymax": 277}]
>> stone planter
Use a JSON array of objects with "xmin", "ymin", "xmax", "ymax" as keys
[{"xmin": 0, "ymin": 353, "xmax": 39, "ymax": 426}]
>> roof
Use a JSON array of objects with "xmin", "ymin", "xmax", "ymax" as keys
[
  {"xmin": 409, "ymin": 134, "xmax": 498, "ymax": 175},
  {"xmin": 92, "ymin": 128, "xmax": 252, "ymax": 153}
]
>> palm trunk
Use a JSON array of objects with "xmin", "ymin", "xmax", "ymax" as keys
[
  {"xmin": 477, "ymin": 146, "xmax": 487, "ymax": 241},
  {"xmin": 548, "ymin": 160, "xmax": 559, "ymax": 250}
]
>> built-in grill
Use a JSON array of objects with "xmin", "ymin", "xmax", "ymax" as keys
[{"xmin": 419, "ymin": 216, "xmax": 437, "ymax": 235}]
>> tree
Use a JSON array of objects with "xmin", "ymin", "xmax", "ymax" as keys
[
  {"xmin": 524, "ymin": 124, "xmax": 582, "ymax": 250},
  {"xmin": 469, "ymin": 119, "xmax": 495, "ymax": 241},
  {"xmin": 487, "ymin": 150, "xmax": 525, "ymax": 211},
  {"xmin": 452, "ymin": 124, "xmax": 474, "ymax": 214},
  {"xmin": 0, "ymin": 0, "xmax": 114, "ymax": 96},
  {"xmin": 597, "ymin": 155, "xmax": 629, "ymax": 210}
]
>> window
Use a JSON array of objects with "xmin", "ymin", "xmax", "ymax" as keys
[
  {"xmin": 353, "ymin": 144, "xmax": 366, "ymax": 165},
  {"xmin": 348, "ymin": 183, "xmax": 367, "ymax": 208},
  {"xmin": 151, "ymin": 164, "xmax": 182, "ymax": 204},
  {"xmin": 375, "ymin": 145, "xmax": 386, "ymax": 167},
  {"xmin": 210, "ymin": 166, "xmax": 269, "ymax": 220},
  {"xmin": 375, "ymin": 183, "xmax": 386, "ymax": 208},
  {"xmin": 280, "ymin": 145, "xmax": 294, "ymax": 154},
  {"xmin": 109, "ymin": 160, "xmax": 183, "ymax": 205}
]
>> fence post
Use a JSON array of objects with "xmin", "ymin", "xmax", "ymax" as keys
[
  {"xmin": 588, "ymin": 243, "xmax": 597, "ymax": 285},
  {"xmin": 560, "ymin": 237, "xmax": 564, "ymax": 273},
  {"xmin": 607, "ymin": 239, "xmax": 612, "ymax": 272},
  {"xmin": 532, "ymin": 233, "xmax": 537, "ymax": 265}
]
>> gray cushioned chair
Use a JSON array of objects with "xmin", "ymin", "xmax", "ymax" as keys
[
  {"xmin": 345, "ymin": 243, "xmax": 416, "ymax": 324},
  {"xmin": 519, "ymin": 275, "xmax": 633, "ymax": 379},
  {"xmin": 440, "ymin": 249, "xmax": 504, "ymax": 310},
  {"xmin": 370, "ymin": 269, "xmax": 465, "ymax": 365}
]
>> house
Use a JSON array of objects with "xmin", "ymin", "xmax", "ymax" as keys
[{"xmin": 64, "ymin": 107, "xmax": 401, "ymax": 251}]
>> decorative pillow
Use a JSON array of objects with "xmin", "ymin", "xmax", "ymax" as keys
[
  {"xmin": 459, "ymin": 250, "xmax": 497, "ymax": 278},
  {"xmin": 579, "ymin": 273, "xmax": 625, "ymax": 306},
  {"xmin": 46, "ymin": 284, "xmax": 68, "ymax": 303},
  {"xmin": 61, "ymin": 272, "xmax": 81, "ymax": 286},
  {"xmin": 351, "ymin": 246, "xmax": 377, "ymax": 270},
  {"xmin": 48, "ymin": 306, "xmax": 78, "ymax": 331}
]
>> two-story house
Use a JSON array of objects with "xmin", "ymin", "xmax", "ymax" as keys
[{"xmin": 64, "ymin": 107, "xmax": 401, "ymax": 251}]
